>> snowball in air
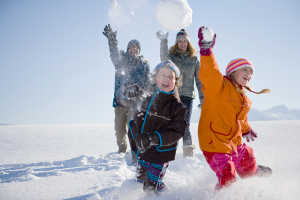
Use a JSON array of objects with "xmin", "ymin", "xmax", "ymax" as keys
[
  {"xmin": 202, "ymin": 27, "xmax": 214, "ymax": 42},
  {"xmin": 159, "ymin": 30, "xmax": 165, "ymax": 35},
  {"xmin": 109, "ymin": 0, "xmax": 117, "ymax": 8},
  {"xmin": 155, "ymin": 0, "xmax": 193, "ymax": 31}
]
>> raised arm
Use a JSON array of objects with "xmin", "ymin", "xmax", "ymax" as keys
[
  {"xmin": 198, "ymin": 26, "xmax": 223, "ymax": 99},
  {"xmin": 103, "ymin": 24, "xmax": 121, "ymax": 67},
  {"xmin": 156, "ymin": 30, "xmax": 169, "ymax": 61}
]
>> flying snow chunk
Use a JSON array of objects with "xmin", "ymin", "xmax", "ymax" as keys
[
  {"xmin": 155, "ymin": 0, "xmax": 193, "ymax": 31},
  {"xmin": 202, "ymin": 27, "xmax": 214, "ymax": 42},
  {"xmin": 109, "ymin": 0, "xmax": 117, "ymax": 8},
  {"xmin": 159, "ymin": 30, "xmax": 166, "ymax": 35}
]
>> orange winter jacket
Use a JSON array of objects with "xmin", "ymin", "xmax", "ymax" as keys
[{"xmin": 198, "ymin": 54, "xmax": 251, "ymax": 154}]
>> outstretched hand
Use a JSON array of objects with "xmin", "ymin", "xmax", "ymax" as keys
[
  {"xmin": 242, "ymin": 129, "xmax": 258, "ymax": 142},
  {"xmin": 103, "ymin": 24, "xmax": 117, "ymax": 46},
  {"xmin": 120, "ymin": 83, "xmax": 144, "ymax": 99},
  {"xmin": 198, "ymin": 26, "xmax": 216, "ymax": 55},
  {"xmin": 156, "ymin": 30, "xmax": 169, "ymax": 40}
]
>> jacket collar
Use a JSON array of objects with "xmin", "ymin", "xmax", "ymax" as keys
[{"xmin": 154, "ymin": 85, "xmax": 180, "ymax": 101}]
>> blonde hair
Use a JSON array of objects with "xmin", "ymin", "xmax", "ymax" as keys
[
  {"xmin": 229, "ymin": 73, "xmax": 270, "ymax": 94},
  {"xmin": 151, "ymin": 68, "xmax": 183, "ymax": 89},
  {"xmin": 169, "ymin": 41, "xmax": 197, "ymax": 58}
]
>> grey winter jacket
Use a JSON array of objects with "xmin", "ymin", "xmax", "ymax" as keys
[
  {"xmin": 160, "ymin": 39, "xmax": 204, "ymax": 103},
  {"xmin": 109, "ymin": 44, "xmax": 150, "ymax": 107}
]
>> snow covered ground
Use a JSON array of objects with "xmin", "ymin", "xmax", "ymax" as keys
[{"xmin": 0, "ymin": 121, "xmax": 300, "ymax": 200}]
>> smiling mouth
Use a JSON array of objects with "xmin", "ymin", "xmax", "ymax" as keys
[{"xmin": 162, "ymin": 83, "xmax": 169, "ymax": 88}]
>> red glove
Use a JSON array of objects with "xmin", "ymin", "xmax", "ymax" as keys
[
  {"xmin": 198, "ymin": 26, "xmax": 216, "ymax": 55},
  {"xmin": 242, "ymin": 129, "xmax": 258, "ymax": 142}
]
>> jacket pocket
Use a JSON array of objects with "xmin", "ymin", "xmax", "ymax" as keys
[{"xmin": 210, "ymin": 121, "xmax": 232, "ymax": 136}]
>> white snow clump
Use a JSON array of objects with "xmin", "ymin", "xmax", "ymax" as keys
[
  {"xmin": 109, "ymin": 0, "xmax": 117, "ymax": 8},
  {"xmin": 155, "ymin": 0, "xmax": 193, "ymax": 31},
  {"xmin": 159, "ymin": 30, "xmax": 166, "ymax": 35},
  {"xmin": 202, "ymin": 27, "xmax": 214, "ymax": 42}
]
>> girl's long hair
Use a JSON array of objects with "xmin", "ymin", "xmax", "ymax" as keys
[
  {"xmin": 229, "ymin": 74, "xmax": 270, "ymax": 94},
  {"xmin": 169, "ymin": 41, "xmax": 197, "ymax": 57}
]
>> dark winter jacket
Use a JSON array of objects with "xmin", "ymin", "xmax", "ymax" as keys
[
  {"xmin": 109, "ymin": 45, "xmax": 150, "ymax": 107},
  {"xmin": 125, "ymin": 85, "xmax": 187, "ymax": 163},
  {"xmin": 160, "ymin": 39, "xmax": 204, "ymax": 103}
]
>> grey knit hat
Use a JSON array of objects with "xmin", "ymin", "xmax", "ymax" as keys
[
  {"xmin": 127, "ymin": 39, "xmax": 141, "ymax": 52},
  {"xmin": 175, "ymin": 29, "xmax": 190, "ymax": 43}
]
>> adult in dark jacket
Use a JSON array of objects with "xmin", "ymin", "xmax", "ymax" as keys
[
  {"xmin": 103, "ymin": 24, "xmax": 150, "ymax": 165},
  {"xmin": 117, "ymin": 60, "xmax": 187, "ymax": 195},
  {"xmin": 156, "ymin": 29, "xmax": 204, "ymax": 157}
]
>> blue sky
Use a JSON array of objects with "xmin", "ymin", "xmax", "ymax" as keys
[{"xmin": 0, "ymin": 0, "xmax": 299, "ymax": 125}]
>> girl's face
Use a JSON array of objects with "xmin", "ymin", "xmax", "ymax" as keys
[
  {"xmin": 155, "ymin": 67, "xmax": 176, "ymax": 92},
  {"xmin": 177, "ymin": 38, "xmax": 188, "ymax": 52},
  {"xmin": 231, "ymin": 67, "xmax": 253, "ymax": 87}
]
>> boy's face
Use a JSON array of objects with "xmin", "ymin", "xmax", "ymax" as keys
[
  {"xmin": 155, "ymin": 67, "xmax": 176, "ymax": 92},
  {"xmin": 232, "ymin": 67, "xmax": 253, "ymax": 87},
  {"xmin": 128, "ymin": 44, "xmax": 139, "ymax": 57}
]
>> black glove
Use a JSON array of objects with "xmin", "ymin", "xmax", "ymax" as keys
[
  {"xmin": 120, "ymin": 83, "xmax": 143, "ymax": 99},
  {"xmin": 103, "ymin": 24, "xmax": 117, "ymax": 47},
  {"xmin": 134, "ymin": 132, "xmax": 160, "ymax": 153}
]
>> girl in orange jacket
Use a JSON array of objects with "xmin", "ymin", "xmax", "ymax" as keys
[{"xmin": 197, "ymin": 26, "xmax": 272, "ymax": 189}]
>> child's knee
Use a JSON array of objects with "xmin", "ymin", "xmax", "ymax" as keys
[{"xmin": 236, "ymin": 145, "xmax": 257, "ymax": 178}]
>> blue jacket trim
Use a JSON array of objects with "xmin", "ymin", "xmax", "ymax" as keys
[
  {"xmin": 154, "ymin": 131, "xmax": 162, "ymax": 147},
  {"xmin": 128, "ymin": 120, "xmax": 134, "ymax": 139},
  {"xmin": 141, "ymin": 90, "xmax": 159, "ymax": 134},
  {"xmin": 154, "ymin": 130, "xmax": 178, "ymax": 152},
  {"xmin": 118, "ymin": 88, "xmax": 126, "ymax": 99}
]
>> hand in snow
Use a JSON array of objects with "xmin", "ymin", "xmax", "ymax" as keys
[
  {"xmin": 120, "ymin": 83, "xmax": 143, "ymax": 99},
  {"xmin": 242, "ymin": 129, "xmax": 258, "ymax": 142},
  {"xmin": 156, "ymin": 30, "xmax": 169, "ymax": 40},
  {"xmin": 134, "ymin": 132, "xmax": 160, "ymax": 154},
  {"xmin": 103, "ymin": 24, "xmax": 118, "ymax": 46},
  {"xmin": 198, "ymin": 26, "xmax": 216, "ymax": 55}
]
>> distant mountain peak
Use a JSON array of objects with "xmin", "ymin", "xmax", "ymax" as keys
[{"xmin": 190, "ymin": 105, "xmax": 300, "ymax": 122}]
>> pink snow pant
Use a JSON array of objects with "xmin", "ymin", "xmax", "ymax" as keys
[{"xmin": 203, "ymin": 143, "xmax": 258, "ymax": 189}]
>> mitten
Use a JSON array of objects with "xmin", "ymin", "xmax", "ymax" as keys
[
  {"xmin": 156, "ymin": 30, "xmax": 169, "ymax": 40},
  {"xmin": 198, "ymin": 26, "xmax": 216, "ymax": 55},
  {"xmin": 198, "ymin": 97, "xmax": 204, "ymax": 109},
  {"xmin": 103, "ymin": 24, "xmax": 118, "ymax": 47},
  {"xmin": 134, "ymin": 132, "xmax": 160, "ymax": 153},
  {"xmin": 242, "ymin": 129, "xmax": 258, "ymax": 142},
  {"xmin": 120, "ymin": 83, "xmax": 144, "ymax": 99}
]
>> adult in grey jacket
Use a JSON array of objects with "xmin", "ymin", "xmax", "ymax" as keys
[
  {"xmin": 103, "ymin": 24, "xmax": 150, "ymax": 164},
  {"xmin": 156, "ymin": 29, "xmax": 204, "ymax": 157}
]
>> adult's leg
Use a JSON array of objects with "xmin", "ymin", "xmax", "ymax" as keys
[
  {"xmin": 180, "ymin": 95, "xmax": 193, "ymax": 146},
  {"xmin": 203, "ymin": 151, "xmax": 237, "ymax": 189},
  {"xmin": 126, "ymin": 108, "xmax": 137, "ymax": 165},
  {"xmin": 114, "ymin": 106, "xmax": 128, "ymax": 153},
  {"xmin": 180, "ymin": 96, "xmax": 196, "ymax": 157}
]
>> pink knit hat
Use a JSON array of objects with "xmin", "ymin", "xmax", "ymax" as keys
[{"xmin": 226, "ymin": 58, "xmax": 254, "ymax": 76}]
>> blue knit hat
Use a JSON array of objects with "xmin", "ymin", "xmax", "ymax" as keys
[
  {"xmin": 154, "ymin": 60, "xmax": 180, "ymax": 78},
  {"xmin": 127, "ymin": 39, "xmax": 141, "ymax": 52}
]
